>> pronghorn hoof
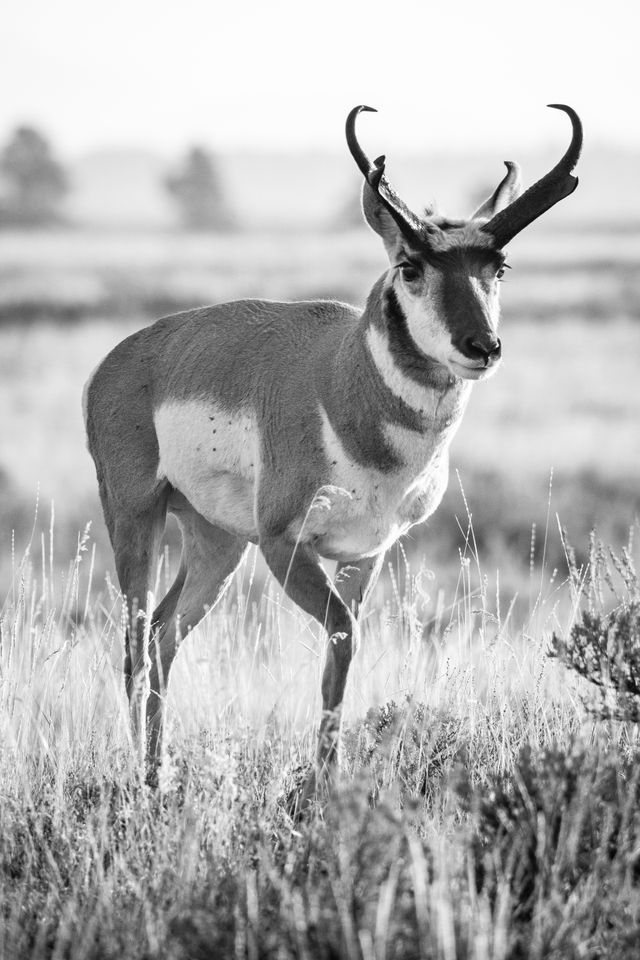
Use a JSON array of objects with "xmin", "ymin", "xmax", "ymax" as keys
[
  {"xmin": 284, "ymin": 762, "xmax": 337, "ymax": 822},
  {"xmin": 283, "ymin": 766, "xmax": 319, "ymax": 821},
  {"xmin": 145, "ymin": 759, "xmax": 161, "ymax": 789}
]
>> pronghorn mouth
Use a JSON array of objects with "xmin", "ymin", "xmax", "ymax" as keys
[{"xmin": 448, "ymin": 356, "xmax": 501, "ymax": 380}]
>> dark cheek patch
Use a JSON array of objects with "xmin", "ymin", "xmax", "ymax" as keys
[{"xmin": 383, "ymin": 288, "xmax": 453, "ymax": 387}]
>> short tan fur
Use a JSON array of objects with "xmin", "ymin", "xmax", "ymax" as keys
[{"xmin": 84, "ymin": 104, "xmax": 582, "ymax": 780}]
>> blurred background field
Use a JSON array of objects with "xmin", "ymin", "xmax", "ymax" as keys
[{"xmin": 0, "ymin": 147, "xmax": 639, "ymax": 606}]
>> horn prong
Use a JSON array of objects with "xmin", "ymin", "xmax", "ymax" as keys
[
  {"xmin": 345, "ymin": 106, "xmax": 424, "ymax": 244},
  {"xmin": 482, "ymin": 104, "xmax": 583, "ymax": 247}
]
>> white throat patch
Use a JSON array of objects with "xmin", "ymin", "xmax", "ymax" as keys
[
  {"xmin": 392, "ymin": 276, "xmax": 453, "ymax": 366},
  {"xmin": 366, "ymin": 325, "xmax": 440, "ymax": 415}
]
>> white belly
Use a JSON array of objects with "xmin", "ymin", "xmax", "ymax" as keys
[
  {"xmin": 154, "ymin": 398, "xmax": 454, "ymax": 558},
  {"xmin": 289, "ymin": 408, "xmax": 450, "ymax": 561},
  {"xmin": 154, "ymin": 399, "xmax": 259, "ymax": 538}
]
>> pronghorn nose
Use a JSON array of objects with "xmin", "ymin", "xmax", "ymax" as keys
[{"xmin": 459, "ymin": 335, "xmax": 502, "ymax": 365}]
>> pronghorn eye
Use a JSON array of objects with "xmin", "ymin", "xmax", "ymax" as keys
[
  {"xmin": 399, "ymin": 262, "xmax": 420, "ymax": 283},
  {"xmin": 496, "ymin": 267, "xmax": 506, "ymax": 280}
]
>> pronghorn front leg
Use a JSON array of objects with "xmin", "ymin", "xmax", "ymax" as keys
[
  {"xmin": 259, "ymin": 534, "xmax": 354, "ymax": 769},
  {"xmin": 335, "ymin": 555, "xmax": 385, "ymax": 618}
]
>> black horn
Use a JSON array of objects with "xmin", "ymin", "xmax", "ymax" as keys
[
  {"xmin": 345, "ymin": 105, "xmax": 424, "ymax": 244},
  {"xmin": 482, "ymin": 104, "xmax": 583, "ymax": 247}
]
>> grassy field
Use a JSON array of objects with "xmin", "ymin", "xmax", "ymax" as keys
[
  {"xmin": 1, "ymin": 226, "xmax": 639, "ymax": 957},
  {"xmin": 2, "ymin": 525, "xmax": 640, "ymax": 958}
]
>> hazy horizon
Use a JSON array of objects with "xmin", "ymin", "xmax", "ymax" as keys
[
  {"xmin": 3, "ymin": 0, "xmax": 640, "ymax": 157},
  {"xmin": 27, "ymin": 141, "xmax": 640, "ymax": 229}
]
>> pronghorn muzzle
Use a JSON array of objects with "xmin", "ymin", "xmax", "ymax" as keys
[{"xmin": 457, "ymin": 335, "xmax": 502, "ymax": 367}]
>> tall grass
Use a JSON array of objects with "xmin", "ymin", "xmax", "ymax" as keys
[{"xmin": 2, "ymin": 513, "xmax": 640, "ymax": 958}]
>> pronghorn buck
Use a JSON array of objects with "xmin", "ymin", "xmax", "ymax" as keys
[{"xmin": 84, "ymin": 104, "xmax": 582, "ymax": 777}]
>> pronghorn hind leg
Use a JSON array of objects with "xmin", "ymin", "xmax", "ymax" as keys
[
  {"xmin": 86, "ymin": 375, "xmax": 170, "ymax": 757},
  {"xmin": 145, "ymin": 504, "xmax": 248, "ymax": 765},
  {"xmin": 259, "ymin": 535, "xmax": 353, "ymax": 772},
  {"xmin": 109, "ymin": 496, "xmax": 169, "ymax": 756}
]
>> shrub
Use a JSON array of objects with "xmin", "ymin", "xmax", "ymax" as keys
[
  {"xmin": 342, "ymin": 698, "xmax": 463, "ymax": 802},
  {"xmin": 548, "ymin": 534, "xmax": 640, "ymax": 720},
  {"xmin": 453, "ymin": 742, "xmax": 640, "ymax": 954}
]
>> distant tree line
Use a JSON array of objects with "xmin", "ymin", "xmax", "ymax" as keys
[
  {"xmin": 0, "ymin": 127, "xmax": 68, "ymax": 226},
  {"xmin": 0, "ymin": 125, "xmax": 236, "ymax": 230},
  {"xmin": 1, "ymin": 124, "xmax": 476, "ymax": 232}
]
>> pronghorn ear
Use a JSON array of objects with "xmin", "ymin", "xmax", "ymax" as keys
[
  {"xmin": 471, "ymin": 161, "xmax": 523, "ymax": 220},
  {"xmin": 361, "ymin": 182, "xmax": 403, "ymax": 258}
]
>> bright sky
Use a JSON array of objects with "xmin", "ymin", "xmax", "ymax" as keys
[{"xmin": 2, "ymin": 0, "xmax": 638, "ymax": 158}]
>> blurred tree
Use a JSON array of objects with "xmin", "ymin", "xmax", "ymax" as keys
[
  {"xmin": 0, "ymin": 126, "xmax": 69, "ymax": 227},
  {"xmin": 166, "ymin": 147, "xmax": 234, "ymax": 231}
]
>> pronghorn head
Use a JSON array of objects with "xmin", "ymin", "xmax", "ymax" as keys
[{"xmin": 347, "ymin": 104, "xmax": 583, "ymax": 381}]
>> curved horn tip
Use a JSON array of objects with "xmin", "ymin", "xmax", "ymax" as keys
[
  {"xmin": 353, "ymin": 104, "xmax": 377, "ymax": 114},
  {"xmin": 546, "ymin": 103, "xmax": 583, "ymax": 152},
  {"xmin": 546, "ymin": 103, "xmax": 580, "ymax": 120}
]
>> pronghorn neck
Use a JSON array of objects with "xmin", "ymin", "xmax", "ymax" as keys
[
  {"xmin": 364, "ymin": 274, "xmax": 457, "ymax": 393},
  {"xmin": 318, "ymin": 274, "xmax": 470, "ymax": 474}
]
